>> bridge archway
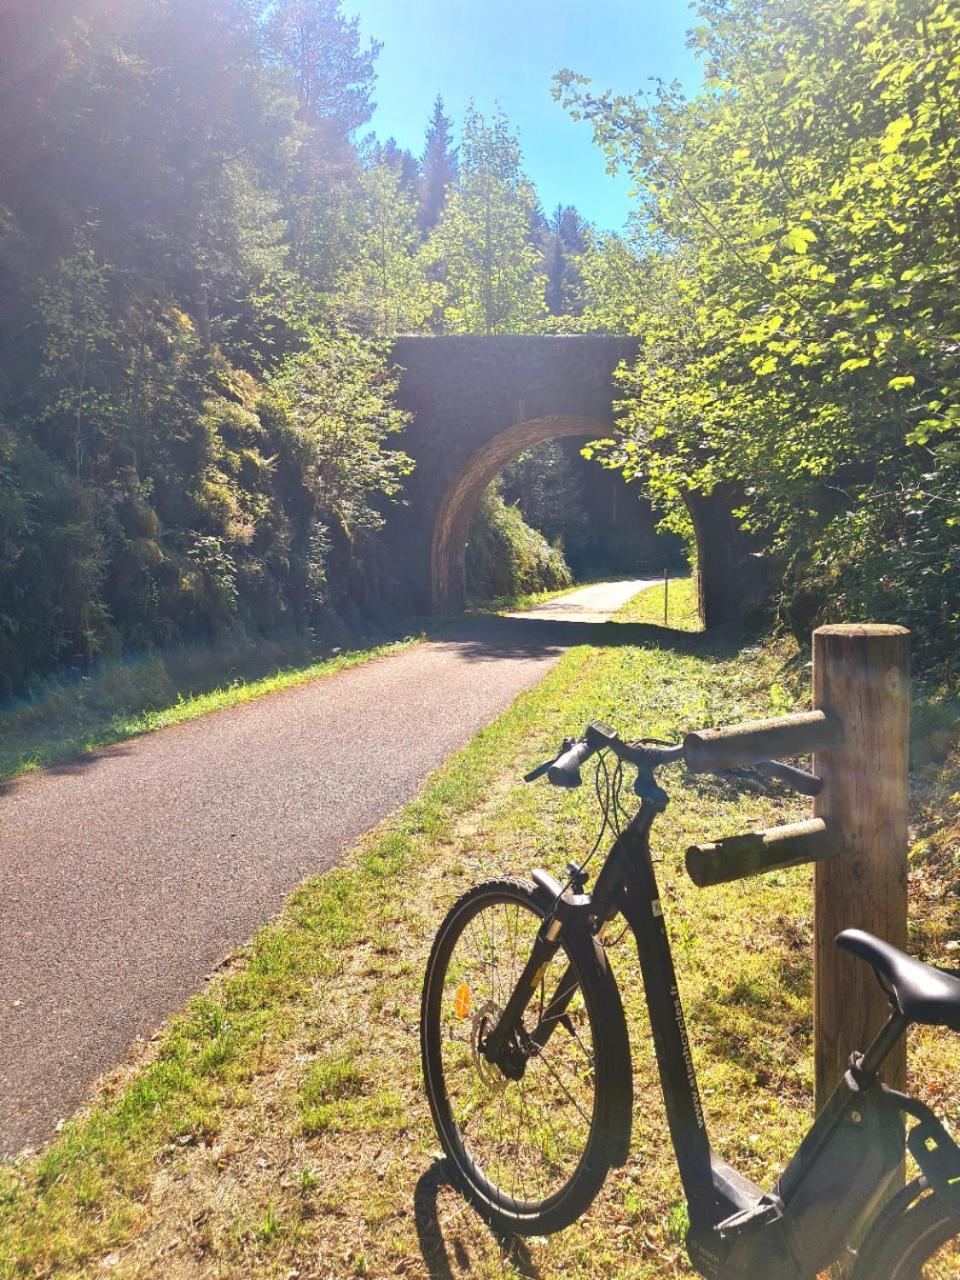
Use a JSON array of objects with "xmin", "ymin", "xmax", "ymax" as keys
[
  {"xmin": 431, "ymin": 414, "xmax": 607, "ymax": 610},
  {"xmin": 386, "ymin": 335, "xmax": 748, "ymax": 629}
]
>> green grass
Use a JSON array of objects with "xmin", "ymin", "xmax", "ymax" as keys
[
  {"xmin": 470, "ymin": 577, "xmax": 608, "ymax": 613},
  {"xmin": 0, "ymin": 578, "xmax": 956, "ymax": 1279},
  {"xmin": 0, "ymin": 631, "xmax": 420, "ymax": 785},
  {"xmin": 618, "ymin": 571, "xmax": 699, "ymax": 630}
]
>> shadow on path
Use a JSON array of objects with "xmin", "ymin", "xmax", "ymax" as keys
[
  {"xmin": 0, "ymin": 616, "xmax": 724, "ymax": 795},
  {"xmin": 0, "ymin": 616, "xmax": 722, "ymax": 797},
  {"xmin": 414, "ymin": 1160, "xmax": 541, "ymax": 1280},
  {"xmin": 0, "ymin": 742, "xmax": 135, "ymax": 798},
  {"xmin": 425, "ymin": 613, "xmax": 726, "ymax": 663}
]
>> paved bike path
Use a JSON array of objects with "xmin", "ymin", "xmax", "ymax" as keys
[{"xmin": 0, "ymin": 579, "xmax": 655, "ymax": 1156}]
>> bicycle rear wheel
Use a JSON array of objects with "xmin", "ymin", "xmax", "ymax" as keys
[
  {"xmin": 852, "ymin": 1180, "xmax": 960, "ymax": 1278},
  {"xmin": 420, "ymin": 876, "xmax": 630, "ymax": 1235}
]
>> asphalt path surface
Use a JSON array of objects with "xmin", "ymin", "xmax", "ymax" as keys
[{"xmin": 1, "ymin": 579, "xmax": 657, "ymax": 1156}]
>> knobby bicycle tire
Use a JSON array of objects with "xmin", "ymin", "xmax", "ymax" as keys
[{"xmin": 420, "ymin": 876, "xmax": 632, "ymax": 1235}]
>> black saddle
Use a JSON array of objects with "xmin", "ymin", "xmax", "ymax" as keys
[{"xmin": 837, "ymin": 929, "xmax": 960, "ymax": 1031}]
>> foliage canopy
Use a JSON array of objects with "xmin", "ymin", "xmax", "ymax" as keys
[{"xmin": 557, "ymin": 0, "xmax": 960, "ymax": 663}]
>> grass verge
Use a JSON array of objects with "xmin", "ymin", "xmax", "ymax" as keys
[
  {"xmin": 1, "ymin": 578, "xmax": 957, "ymax": 1278},
  {"xmin": 0, "ymin": 632, "xmax": 420, "ymax": 785}
]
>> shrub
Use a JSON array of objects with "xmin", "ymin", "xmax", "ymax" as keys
[{"xmin": 465, "ymin": 483, "xmax": 573, "ymax": 603}]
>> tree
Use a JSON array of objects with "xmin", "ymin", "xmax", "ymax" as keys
[
  {"xmin": 346, "ymin": 161, "xmax": 435, "ymax": 334},
  {"xmin": 543, "ymin": 203, "xmax": 589, "ymax": 317},
  {"xmin": 556, "ymin": 0, "xmax": 960, "ymax": 665},
  {"xmin": 0, "ymin": 0, "xmax": 407, "ymax": 687},
  {"xmin": 577, "ymin": 229, "xmax": 648, "ymax": 333},
  {"xmin": 262, "ymin": 0, "xmax": 381, "ymax": 135},
  {"xmin": 426, "ymin": 107, "xmax": 545, "ymax": 333},
  {"xmin": 375, "ymin": 137, "xmax": 421, "ymax": 195},
  {"xmin": 419, "ymin": 96, "xmax": 459, "ymax": 232}
]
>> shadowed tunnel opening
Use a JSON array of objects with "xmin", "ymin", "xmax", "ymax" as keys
[
  {"xmin": 432, "ymin": 415, "xmax": 610, "ymax": 611},
  {"xmin": 430, "ymin": 414, "xmax": 722, "ymax": 624}
]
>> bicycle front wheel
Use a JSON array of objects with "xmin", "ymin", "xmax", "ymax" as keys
[
  {"xmin": 420, "ymin": 877, "xmax": 629, "ymax": 1236},
  {"xmin": 853, "ymin": 1181, "xmax": 960, "ymax": 1278}
]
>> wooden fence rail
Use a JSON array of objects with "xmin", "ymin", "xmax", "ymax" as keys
[
  {"xmin": 685, "ymin": 817, "xmax": 843, "ymax": 889},
  {"xmin": 681, "ymin": 623, "xmax": 910, "ymax": 1111}
]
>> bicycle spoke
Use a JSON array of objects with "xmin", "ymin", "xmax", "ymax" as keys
[
  {"xmin": 529, "ymin": 1046, "xmax": 592, "ymax": 1127},
  {"xmin": 432, "ymin": 885, "xmax": 601, "ymax": 1217}
]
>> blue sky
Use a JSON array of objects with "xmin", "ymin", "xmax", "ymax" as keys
[{"xmin": 351, "ymin": 0, "xmax": 703, "ymax": 232}]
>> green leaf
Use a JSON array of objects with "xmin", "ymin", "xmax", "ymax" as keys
[
  {"xmin": 871, "ymin": 61, "xmax": 898, "ymax": 89},
  {"xmin": 880, "ymin": 114, "xmax": 912, "ymax": 154},
  {"xmin": 887, "ymin": 376, "xmax": 916, "ymax": 391},
  {"xmin": 782, "ymin": 226, "xmax": 817, "ymax": 254}
]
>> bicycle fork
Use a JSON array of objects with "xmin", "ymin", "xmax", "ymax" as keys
[{"xmin": 478, "ymin": 872, "xmax": 592, "ymax": 1074}]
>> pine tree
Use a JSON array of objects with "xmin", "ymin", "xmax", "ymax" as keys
[
  {"xmin": 262, "ymin": 0, "xmax": 381, "ymax": 135},
  {"xmin": 544, "ymin": 204, "xmax": 588, "ymax": 317},
  {"xmin": 418, "ymin": 95, "xmax": 458, "ymax": 233},
  {"xmin": 375, "ymin": 137, "xmax": 421, "ymax": 196}
]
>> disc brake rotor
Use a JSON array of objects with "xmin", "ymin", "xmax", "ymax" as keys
[{"xmin": 471, "ymin": 1001, "xmax": 511, "ymax": 1093}]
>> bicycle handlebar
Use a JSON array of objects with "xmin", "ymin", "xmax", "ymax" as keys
[
  {"xmin": 526, "ymin": 719, "xmax": 822, "ymax": 798},
  {"xmin": 547, "ymin": 739, "xmax": 595, "ymax": 788}
]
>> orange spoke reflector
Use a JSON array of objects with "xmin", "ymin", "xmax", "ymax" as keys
[{"xmin": 453, "ymin": 983, "xmax": 472, "ymax": 1019}]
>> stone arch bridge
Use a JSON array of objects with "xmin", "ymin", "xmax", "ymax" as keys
[{"xmin": 384, "ymin": 335, "xmax": 747, "ymax": 630}]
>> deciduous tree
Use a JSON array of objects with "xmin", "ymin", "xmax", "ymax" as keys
[{"xmin": 427, "ymin": 107, "xmax": 545, "ymax": 334}]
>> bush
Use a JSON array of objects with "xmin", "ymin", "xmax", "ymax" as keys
[
  {"xmin": 465, "ymin": 483, "xmax": 573, "ymax": 603},
  {"xmin": 785, "ymin": 465, "xmax": 960, "ymax": 675}
]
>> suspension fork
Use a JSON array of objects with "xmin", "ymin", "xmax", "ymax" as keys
[
  {"xmin": 480, "ymin": 878, "xmax": 592, "ymax": 1065},
  {"xmin": 521, "ymin": 840, "xmax": 632, "ymax": 1055},
  {"xmin": 483, "ymin": 808, "xmax": 645, "ymax": 1066}
]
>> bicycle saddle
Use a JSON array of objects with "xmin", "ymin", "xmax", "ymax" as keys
[{"xmin": 836, "ymin": 929, "xmax": 960, "ymax": 1030}]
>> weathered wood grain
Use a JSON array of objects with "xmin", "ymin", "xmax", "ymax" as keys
[{"xmin": 813, "ymin": 623, "xmax": 910, "ymax": 1108}]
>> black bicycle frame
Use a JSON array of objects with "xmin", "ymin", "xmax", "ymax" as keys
[
  {"xmin": 588, "ymin": 800, "xmax": 770, "ymax": 1249},
  {"xmin": 490, "ymin": 790, "xmax": 929, "ymax": 1279}
]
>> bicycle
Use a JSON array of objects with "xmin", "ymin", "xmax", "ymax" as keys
[{"xmin": 420, "ymin": 718, "xmax": 960, "ymax": 1278}]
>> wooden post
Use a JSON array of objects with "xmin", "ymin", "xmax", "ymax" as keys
[{"xmin": 812, "ymin": 624, "xmax": 910, "ymax": 1110}]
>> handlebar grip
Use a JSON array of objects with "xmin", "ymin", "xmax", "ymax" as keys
[
  {"xmin": 684, "ymin": 710, "xmax": 842, "ymax": 772},
  {"xmin": 547, "ymin": 740, "xmax": 594, "ymax": 788},
  {"xmin": 755, "ymin": 759, "xmax": 824, "ymax": 797}
]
